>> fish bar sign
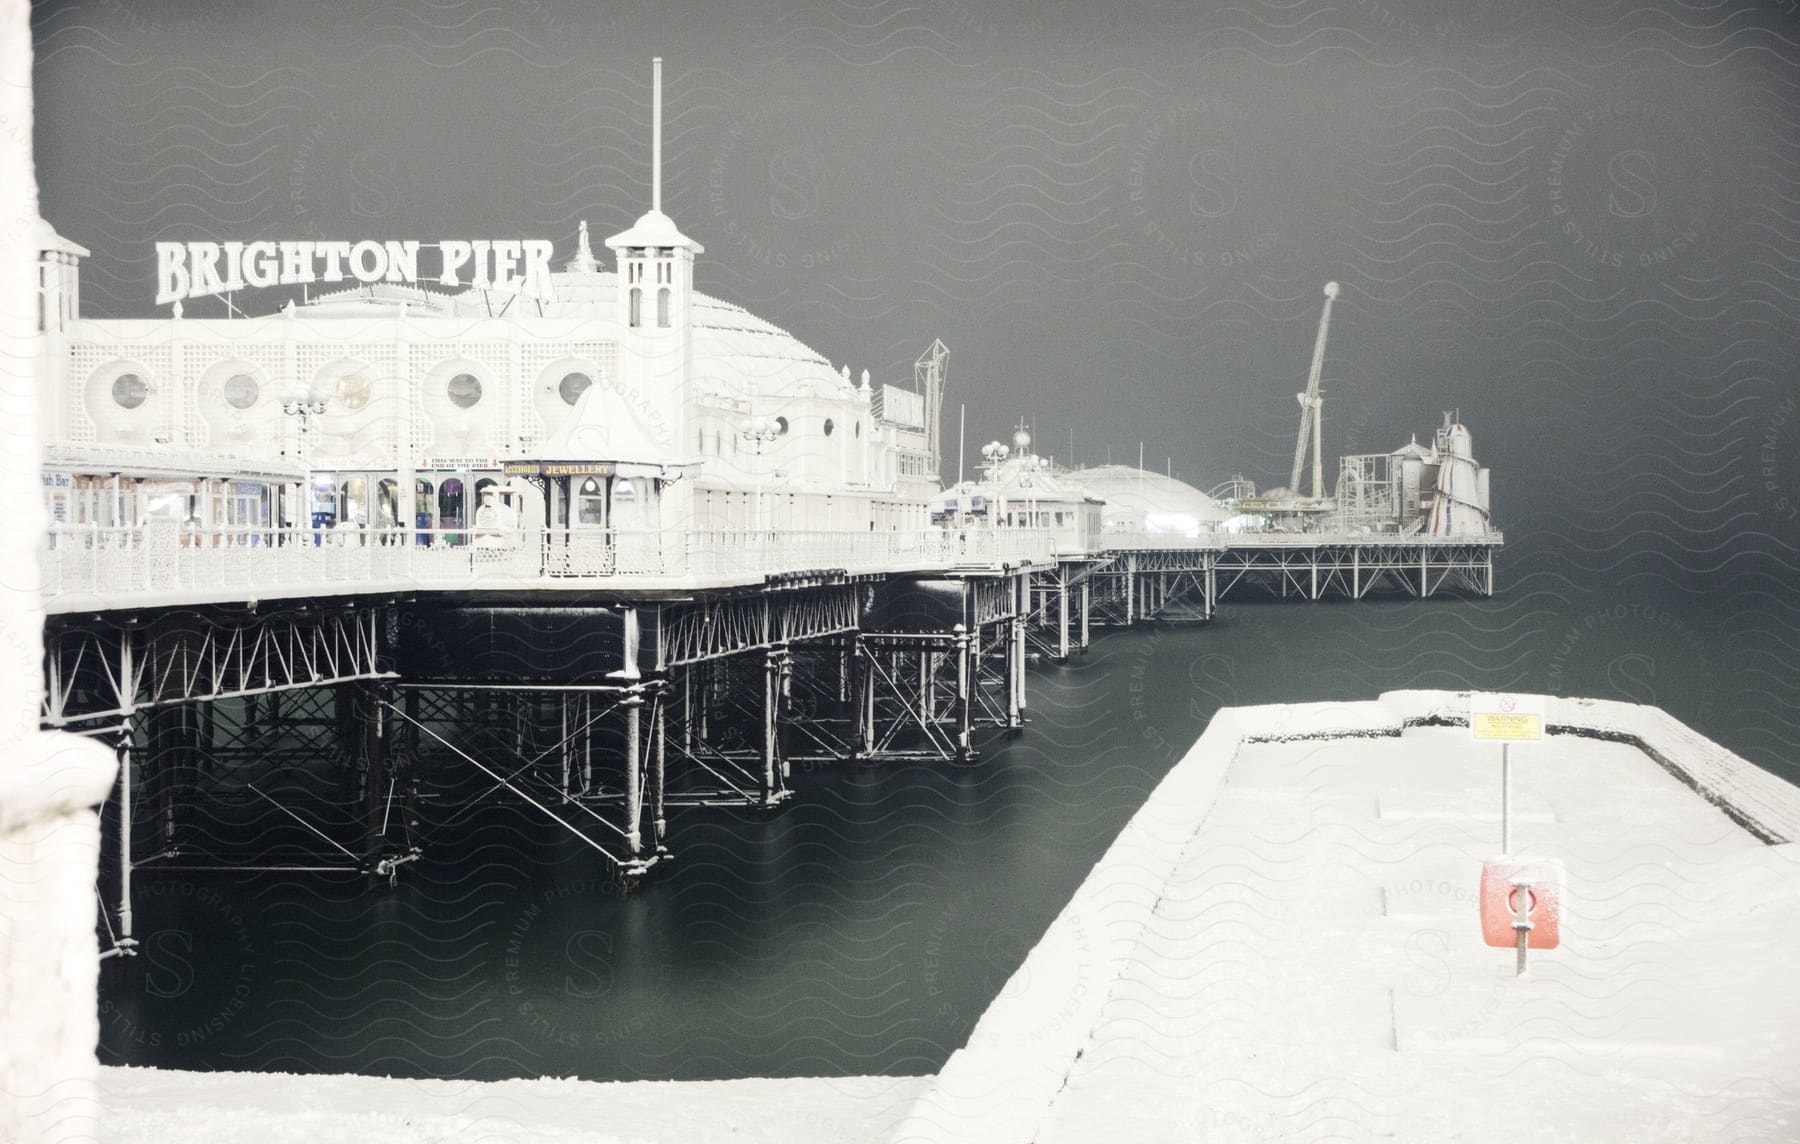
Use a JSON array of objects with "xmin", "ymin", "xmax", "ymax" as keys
[{"xmin": 1469, "ymin": 692, "xmax": 1545, "ymax": 742}]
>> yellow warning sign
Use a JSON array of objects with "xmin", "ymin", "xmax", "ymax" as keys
[{"xmin": 1469, "ymin": 693, "xmax": 1546, "ymax": 742}]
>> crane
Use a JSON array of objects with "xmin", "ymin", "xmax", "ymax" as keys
[
  {"xmin": 1288, "ymin": 281, "xmax": 1340, "ymax": 500},
  {"xmin": 915, "ymin": 338, "xmax": 949, "ymax": 480}
]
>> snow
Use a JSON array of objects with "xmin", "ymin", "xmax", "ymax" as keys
[
  {"xmin": 98, "ymin": 1068, "xmax": 927, "ymax": 1144},
  {"xmin": 896, "ymin": 692, "xmax": 1800, "ymax": 1143}
]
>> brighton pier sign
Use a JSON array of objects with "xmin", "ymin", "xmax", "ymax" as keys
[{"xmin": 155, "ymin": 239, "xmax": 557, "ymax": 306}]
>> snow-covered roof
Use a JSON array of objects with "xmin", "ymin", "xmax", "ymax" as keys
[
  {"xmin": 43, "ymin": 441, "xmax": 307, "ymax": 481},
  {"xmin": 37, "ymin": 218, "xmax": 90, "ymax": 258},
  {"xmin": 1063, "ymin": 465, "xmax": 1230, "ymax": 524},
  {"xmin": 605, "ymin": 209, "xmax": 702, "ymax": 252}
]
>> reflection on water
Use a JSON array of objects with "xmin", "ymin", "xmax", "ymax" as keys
[{"xmin": 96, "ymin": 587, "xmax": 1799, "ymax": 1080}]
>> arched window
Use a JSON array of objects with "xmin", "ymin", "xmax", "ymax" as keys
[
  {"xmin": 439, "ymin": 478, "xmax": 465, "ymax": 532},
  {"xmin": 339, "ymin": 476, "xmax": 368, "ymax": 525},
  {"xmin": 629, "ymin": 287, "xmax": 642, "ymax": 328},
  {"xmin": 414, "ymin": 478, "xmax": 434, "ymax": 540},
  {"xmin": 774, "ymin": 416, "xmax": 789, "ymax": 435},
  {"xmin": 376, "ymin": 479, "xmax": 400, "ymax": 529},
  {"xmin": 656, "ymin": 287, "xmax": 671, "ymax": 328},
  {"xmin": 577, "ymin": 477, "xmax": 606, "ymax": 526},
  {"xmin": 824, "ymin": 418, "xmax": 835, "ymax": 437}
]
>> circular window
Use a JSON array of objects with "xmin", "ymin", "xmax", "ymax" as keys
[
  {"xmin": 823, "ymin": 418, "xmax": 835, "ymax": 437},
  {"xmin": 223, "ymin": 373, "xmax": 259, "ymax": 410},
  {"xmin": 111, "ymin": 372, "xmax": 148, "ymax": 409},
  {"xmin": 447, "ymin": 372, "xmax": 483, "ymax": 409},
  {"xmin": 335, "ymin": 373, "xmax": 371, "ymax": 410},
  {"xmin": 559, "ymin": 371, "xmax": 593, "ymax": 406},
  {"xmin": 774, "ymin": 416, "xmax": 789, "ymax": 435}
]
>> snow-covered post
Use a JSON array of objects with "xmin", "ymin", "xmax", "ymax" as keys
[{"xmin": 0, "ymin": 3, "xmax": 120, "ymax": 1140}]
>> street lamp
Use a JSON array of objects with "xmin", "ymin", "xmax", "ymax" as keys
[
  {"xmin": 282, "ymin": 398, "xmax": 328, "ymax": 453},
  {"xmin": 282, "ymin": 398, "xmax": 328, "ymax": 537},
  {"xmin": 739, "ymin": 415, "xmax": 781, "ymax": 532},
  {"xmin": 980, "ymin": 440, "xmax": 1009, "ymax": 480}
]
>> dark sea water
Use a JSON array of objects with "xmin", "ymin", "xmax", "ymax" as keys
[{"xmin": 95, "ymin": 579, "xmax": 1800, "ymax": 1081}]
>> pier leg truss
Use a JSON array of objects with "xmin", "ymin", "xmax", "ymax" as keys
[
  {"xmin": 44, "ymin": 602, "xmax": 399, "ymax": 958},
  {"xmin": 1213, "ymin": 540, "xmax": 1497, "ymax": 602}
]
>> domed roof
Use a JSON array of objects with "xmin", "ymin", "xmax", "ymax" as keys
[{"xmin": 1064, "ymin": 465, "xmax": 1232, "ymax": 531}]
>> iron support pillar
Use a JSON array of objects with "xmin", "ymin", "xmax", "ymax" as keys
[
  {"xmin": 953, "ymin": 624, "xmax": 973, "ymax": 760},
  {"xmin": 1079, "ymin": 579, "xmax": 1091, "ymax": 650},
  {"xmin": 1007, "ymin": 595, "xmax": 1024, "ymax": 730},
  {"xmin": 1057, "ymin": 569, "xmax": 1070, "ymax": 660},
  {"xmin": 623, "ymin": 689, "xmax": 643, "ymax": 856},
  {"xmin": 112, "ymin": 715, "xmax": 137, "ymax": 958},
  {"xmin": 856, "ymin": 642, "xmax": 877, "ymax": 756},
  {"xmin": 363, "ymin": 682, "xmax": 389, "ymax": 868},
  {"xmin": 1126, "ymin": 553, "xmax": 1136, "ymax": 622},
  {"xmin": 761, "ymin": 646, "xmax": 789, "ymax": 805},
  {"xmin": 1014, "ymin": 574, "xmax": 1029, "ymax": 717},
  {"xmin": 652, "ymin": 695, "xmax": 667, "ymax": 844}
]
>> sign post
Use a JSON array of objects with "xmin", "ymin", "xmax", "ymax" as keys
[
  {"xmin": 1471, "ymin": 693, "xmax": 1555, "ymax": 974},
  {"xmin": 1470, "ymin": 692, "xmax": 1545, "ymax": 854}
]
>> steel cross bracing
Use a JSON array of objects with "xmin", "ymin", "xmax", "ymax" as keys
[
  {"xmin": 43, "ymin": 602, "xmax": 390, "ymax": 727},
  {"xmin": 1023, "ymin": 559, "xmax": 1109, "ymax": 661},
  {"xmin": 656, "ymin": 583, "xmax": 863, "ymax": 669},
  {"xmin": 93, "ymin": 680, "xmax": 419, "ymax": 960},
  {"xmin": 663, "ymin": 650, "xmax": 793, "ymax": 807},
  {"xmin": 1212, "ymin": 540, "xmax": 1497, "ymax": 602},
  {"xmin": 385, "ymin": 683, "xmax": 669, "ymax": 877},
  {"xmin": 851, "ymin": 574, "xmax": 1027, "ymax": 763},
  {"xmin": 1084, "ymin": 549, "xmax": 1220, "ymax": 627}
]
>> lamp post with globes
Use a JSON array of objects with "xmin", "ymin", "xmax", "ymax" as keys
[
  {"xmin": 281, "ymin": 398, "xmax": 328, "ymax": 540},
  {"xmin": 739, "ymin": 415, "xmax": 781, "ymax": 536}
]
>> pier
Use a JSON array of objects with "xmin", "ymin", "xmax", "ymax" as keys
[{"xmin": 40, "ymin": 519, "xmax": 1500, "ymax": 962}]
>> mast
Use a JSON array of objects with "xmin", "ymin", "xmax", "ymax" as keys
[{"xmin": 651, "ymin": 57, "xmax": 662, "ymax": 212}]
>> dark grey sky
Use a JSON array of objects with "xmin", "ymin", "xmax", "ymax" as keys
[{"xmin": 30, "ymin": 0, "xmax": 1800, "ymax": 584}]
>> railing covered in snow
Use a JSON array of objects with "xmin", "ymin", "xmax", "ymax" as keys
[{"xmin": 40, "ymin": 523, "xmax": 1069, "ymax": 611}]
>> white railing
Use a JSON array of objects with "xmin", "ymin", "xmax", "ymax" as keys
[
  {"xmin": 1099, "ymin": 528, "xmax": 1503, "ymax": 551},
  {"xmin": 41, "ymin": 524, "xmax": 1068, "ymax": 609}
]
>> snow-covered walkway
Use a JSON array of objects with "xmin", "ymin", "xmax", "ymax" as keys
[{"xmin": 900, "ymin": 693, "xmax": 1800, "ymax": 1143}]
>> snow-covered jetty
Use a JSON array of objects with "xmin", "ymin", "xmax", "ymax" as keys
[{"xmin": 895, "ymin": 691, "xmax": 1800, "ymax": 1143}]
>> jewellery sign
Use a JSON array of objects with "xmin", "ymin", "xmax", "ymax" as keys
[{"xmin": 155, "ymin": 240, "xmax": 557, "ymax": 306}]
